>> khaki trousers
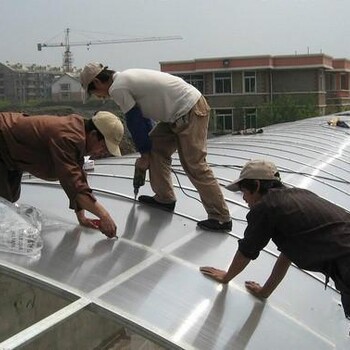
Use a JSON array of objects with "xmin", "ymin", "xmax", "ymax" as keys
[{"xmin": 148, "ymin": 96, "xmax": 231, "ymax": 222}]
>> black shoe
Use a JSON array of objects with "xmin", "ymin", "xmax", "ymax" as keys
[
  {"xmin": 197, "ymin": 219, "xmax": 232, "ymax": 232},
  {"xmin": 138, "ymin": 195, "xmax": 176, "ymax": 212}
]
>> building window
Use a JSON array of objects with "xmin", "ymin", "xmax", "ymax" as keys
[
  {"xmin": 214, "ymin": 72, "xmax": 232, "ymax": 94},
  {"xmin": 60, "ymin": 83, "xmax": 71, "ymax": 91},
  {"xmin": 340, "ymin": 73, "xmax": 348, "ymax": 90},
  {"xmin": 215, "ymin": 109, "xmax": 233, "ymax": 132},
  {"xmin": 244, "ymin": 71, "xmax": 256, "ymax": 93},
  {"xmin": 326, "ymin": 73, "xmax": 336, "ymax": 91},
  {"xmin": 244, "ymin": 108, "xmax": 257, "ymax": 129},
  {"xmin": 179, "ymin": 74, "xmax": 204, "ymax": 93}
]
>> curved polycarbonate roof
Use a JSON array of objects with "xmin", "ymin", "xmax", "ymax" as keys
[{"xmin": 1, "ymin": 113, "xmax": 350, "ymax": 349}]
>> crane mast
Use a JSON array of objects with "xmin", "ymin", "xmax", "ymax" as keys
[
  {"xmin": 63, "ymin": 28, "xmax": 72, "ymax": 73},
  {"xmin": 37, "ymin": 28, "xmax": 182, "ymax": 72}
]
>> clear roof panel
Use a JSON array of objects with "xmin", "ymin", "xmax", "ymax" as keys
[{"xmin": 1, "ymin": 114, "xmax": 349, "ymax": 349}]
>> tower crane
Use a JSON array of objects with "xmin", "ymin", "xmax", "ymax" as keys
[{"xmin": 37, "ymin": 28, "xmax": 182, "ymax": 72}]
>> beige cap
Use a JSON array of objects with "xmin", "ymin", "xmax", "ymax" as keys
[
  {"xmin": 92, "ymin": 111, "xmax": 124, "ymax": 157},
  {"xmin": 226, "ymin": 159, "xmax": 280, "ymax": 192},
  {"xmin": 80, "ymin": 63, "xmax": 105, "ymax": 92}
]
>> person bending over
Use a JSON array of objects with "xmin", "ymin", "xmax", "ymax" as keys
[
  {"xmin": 0, "ymin": 111, "xmax": 123, "ymax": 238},
  {"xmin": 200, "ymin": 159, "xmax": 350, "ymax": 319}
]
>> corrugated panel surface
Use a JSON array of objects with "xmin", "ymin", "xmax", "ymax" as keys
[{"xmin": 0, "ymin": 114, "xmax": 349, "ymax": 349}]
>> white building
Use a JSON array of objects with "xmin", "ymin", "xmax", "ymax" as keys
[{"xmin": 51, "ymin": 73, "xmax": 82, "ymax": 102}]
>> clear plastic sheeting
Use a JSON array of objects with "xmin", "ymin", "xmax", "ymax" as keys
[{"xmin": 0, "ymin": 198, "xmax": 43, "ymax": 258}]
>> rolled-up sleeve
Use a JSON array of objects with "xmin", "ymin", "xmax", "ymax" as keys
[{"xmin": 238, "ymin": 204, "xmax": 271, "ymax": 260}]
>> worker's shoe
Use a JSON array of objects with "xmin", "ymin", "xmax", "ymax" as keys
[
  {"xmin": 138, "ymin": 195, "xmax": 176, "ymax": 212},
  {"xmin": 197, "ymin": 219, "xmax": 232, "ymax": 232}
]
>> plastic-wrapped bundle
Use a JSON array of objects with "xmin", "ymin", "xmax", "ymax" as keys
[{"xmin": 0, "ymin": 198, "xmax": 43, "ymax": 257}]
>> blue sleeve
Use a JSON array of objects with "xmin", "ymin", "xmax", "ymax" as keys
[{"xmin": 125, "ymin": 105, "xmax": 154, "ymax": 154}]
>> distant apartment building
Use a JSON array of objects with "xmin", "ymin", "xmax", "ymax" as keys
[
  {"xmin": 51, "ymin": 73, "xmax": 82, "ymax": 102},
  {"xmin": 160, "ymin": 54, "xmax": 350, "ymax": 132},
  {"xmin": 0, "ymin": 63, "xmax": 62, "ymax": 104}
]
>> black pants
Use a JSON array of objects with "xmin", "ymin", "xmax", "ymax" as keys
[
  {"xmin": 0, "ymin": 158, "xmax": 22, "ymax": 202},
  {"xmin": 341, "ymin": 293, "xmax": 350, "ymax": 319},
  {"xmin": 330, "ymin": 256, "xmax": 350, "ymax": 318}
]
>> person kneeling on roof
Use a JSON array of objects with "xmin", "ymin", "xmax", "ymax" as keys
[
  {"xmin": 0, "ymin": 111, "xmax": 124, "ymax": 238},
  {"xmin": 200, "ymin": 159, "xmax": 350, "ymax": 319}
]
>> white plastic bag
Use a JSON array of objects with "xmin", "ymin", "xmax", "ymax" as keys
[{"xmin": 0, "ymin": 198, "xmax": 43, "ymax": 257}]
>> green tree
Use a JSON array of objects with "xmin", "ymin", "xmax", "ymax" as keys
[{"xmin": 257, "ymin": 95, "xmax": 318, "ymax": 127}]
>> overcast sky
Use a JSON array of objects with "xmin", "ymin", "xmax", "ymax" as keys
[{"xmin": 0, "ymin": 0, "xmax": 349, "ymax": 71}]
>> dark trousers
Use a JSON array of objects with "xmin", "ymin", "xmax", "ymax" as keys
[
  {"xmin": 331, "ymin": 256, "xmax": 350, "ymax": 318},
  {"xmin": 341, "ymin": 293, "xmax": 350, "ymax": 319},
  {"xmin": 0, "ymin": 158, "xmax": 22, "ymax": 203}
]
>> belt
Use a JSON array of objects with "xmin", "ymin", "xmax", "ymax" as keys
[{"xmin": 173, "ymin": 113, "xmax": 189, "ymax": 127}]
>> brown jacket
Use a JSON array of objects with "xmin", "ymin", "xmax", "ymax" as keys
[{"xmin": 0, "ymin": 112, "xmax": 95, "ymax": 209}]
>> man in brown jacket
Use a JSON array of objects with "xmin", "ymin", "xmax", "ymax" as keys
[{"xmin": 0, "ymin": 111, "xmax": 124, "ymax": 238}]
